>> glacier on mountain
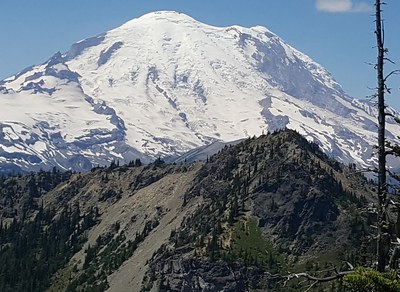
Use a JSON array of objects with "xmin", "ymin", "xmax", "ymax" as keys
[{"xmin": 0, "ymin": 11, "xmax": 398, "ymax": 172}]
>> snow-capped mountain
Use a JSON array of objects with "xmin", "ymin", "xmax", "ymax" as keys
[{"xmin": 0, "ymin": 11, "xmax": 398, "ymax": 172}]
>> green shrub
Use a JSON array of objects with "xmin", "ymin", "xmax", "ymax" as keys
[{"xmin": 343, "ymin": 267, "xmax": 400, "ymax": 292}]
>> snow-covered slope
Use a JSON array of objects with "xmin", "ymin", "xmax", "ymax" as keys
[{"xmin": 0, "ymin": 11, "xmax": 397, "ymax": 172}]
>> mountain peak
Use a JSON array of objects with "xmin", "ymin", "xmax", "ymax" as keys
[
  {"xmin": 118, "ymin": 11, "xmax": 277, "ymax": 38},
  {"xmin": 139, "ymin": 10, "xmax": 189, "ymax": 19},
  {"xmin": 118, "ymin": 11, "xmax": 199, "ymax": 30}
]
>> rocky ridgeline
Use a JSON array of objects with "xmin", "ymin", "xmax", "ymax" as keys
[{"xmin": 0, "ymin": 130, "xmax": 376, "ymax": 291}]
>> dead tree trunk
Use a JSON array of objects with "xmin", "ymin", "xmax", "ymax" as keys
[{"xmin": 375, "ymin": 0, "xmax": 389, "ymax": 272}]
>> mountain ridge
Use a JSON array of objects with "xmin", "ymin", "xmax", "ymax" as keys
[{"xmin": 0, "ymin": 129, "xmax": 375, "ymax": 291}]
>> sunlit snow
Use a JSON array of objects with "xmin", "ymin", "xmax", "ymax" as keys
[{"xmin": 0, "ymin": 11, "xmax": 398, "ymax": 172}]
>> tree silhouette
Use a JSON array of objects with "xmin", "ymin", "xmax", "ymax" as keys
[{"xmin": 374, "ymin": 0, "xmax": 400, "ymax": 272}]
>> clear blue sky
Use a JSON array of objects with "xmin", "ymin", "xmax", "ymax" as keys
[{"xmin": 1, "ymin": 0, "xmax": 399, "ymax": 109}]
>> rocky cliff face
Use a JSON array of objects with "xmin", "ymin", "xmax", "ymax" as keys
[{"xmin": 146, "ymin": 248, "xmax": 269, "ymax": 291}]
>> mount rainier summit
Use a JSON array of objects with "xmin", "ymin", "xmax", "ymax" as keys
[{"xmin": 0, "ymin": 11, "xmax": 398, "ymax": 172}]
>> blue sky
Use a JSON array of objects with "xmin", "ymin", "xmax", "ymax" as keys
[{"xmin": 1, "ymin": 0, "xmax": 399, "ymax": 109}]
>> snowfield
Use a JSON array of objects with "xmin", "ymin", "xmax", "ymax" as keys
[{"xmin": 0, "ymin": 11, "xmax": 398, "ymax": 172}]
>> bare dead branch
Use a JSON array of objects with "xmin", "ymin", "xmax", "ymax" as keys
[
  {"xmin": 346, "ymin": 262, "xmax": 354, "ymax": 270},
  {"xmin": 384, "ymin": 69, "xmax": 400, "ymax": 82},
  {"xmin": 304, "ymin": 281, "xmax": 319, "ymax": 292},
  {"xmin": 284, "ymin": 270, "xmax": 353, "ymax": 286},
  {"xmin": 384, "ymin": 112, "xmax": 399, "ymax": 121},
  {"xmin": 385, "ymin": 142, "xmax": 400, "ymax": 157},
  {"xmin": 383, "ymin": 57, "xmax": 396, "ymax": 65},
  {"xmin": 387, "ymin": 169, "xmax": 400, "ymax": 181}
]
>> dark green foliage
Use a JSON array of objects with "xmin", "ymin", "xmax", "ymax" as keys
[
  {"xmin": 134, "ymin": 158, "xmax": 142, "ymax": 167},
  {"xmin": 343, "ymin": 267, "xmax": 400, "ymax": 291},
  {"xmin": 0, "ymin": 168, "xmax": 73, "ymax": 220},
  {"xmin": 229, "ymin": 218, "xmax": 281, "ymax": 272},
  {"xmin": 152, "ymin": 157, "xmax": 165, "ymax": 168},
  {"xmin": 182, "ymin": 129, "xmax": 372, "ymax": 255},
  {"xmin": 0, "ymin": 205, "xmax": 98, "ymax": 292},
  {"xmin": 108, "ymin": 160, "xmax": 119, "ymax": 170},
  {"xmin": 67, "ymin": 219, "xmax": 160, "ymax": 291}
]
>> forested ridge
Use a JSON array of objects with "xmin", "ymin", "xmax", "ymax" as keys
[
  {"xmin": 0, "ymin": 129, "xmax": 384, "ymax": 291},
  {"xmin": 0, "ymin": 204, "xmax": 98, "ymax": 292}
]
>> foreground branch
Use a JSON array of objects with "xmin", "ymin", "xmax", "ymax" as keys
[{"xmin": 284, "ymin": 270, "xmax": 353, "ymax": 285}]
